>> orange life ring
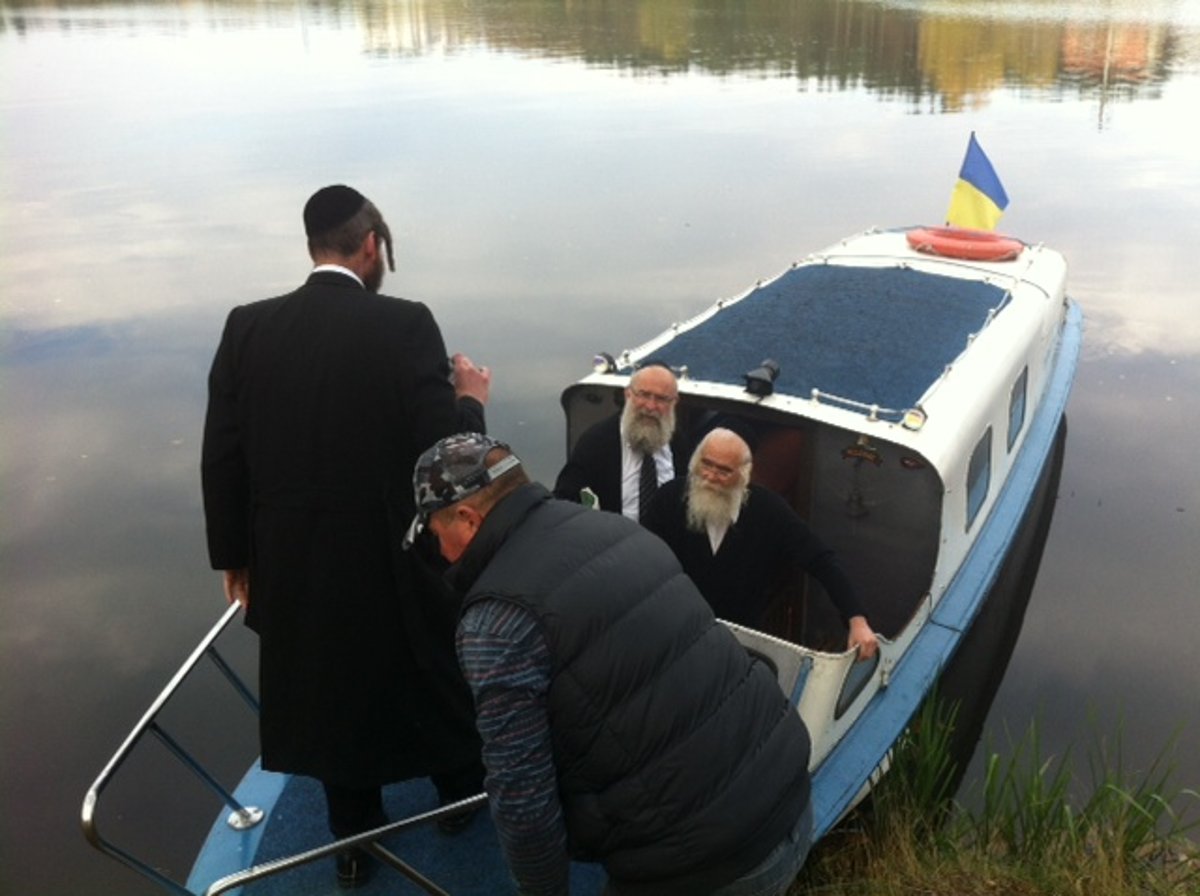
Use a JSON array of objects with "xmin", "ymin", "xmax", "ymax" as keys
[{"xmin": 905, "ymin": 226, "xmax": 1024, "ymax": 262}]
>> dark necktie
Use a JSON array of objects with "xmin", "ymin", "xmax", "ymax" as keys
[{"xmin": 638, "ymin": 452, "xmax": 658, "ymax": 519}]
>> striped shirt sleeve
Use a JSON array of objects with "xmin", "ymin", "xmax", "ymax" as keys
[{"xmin": 457, "ymin": 598, "xmax": 569, "ymax": 896}]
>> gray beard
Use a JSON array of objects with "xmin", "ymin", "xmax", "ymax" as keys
[
  {"xmin": 686, "ymin": 478, "xmax": 747, "ymax": 533},
  {"xmin": 623, "ymin": 403, "xmax": 674, "ymax": 455}
]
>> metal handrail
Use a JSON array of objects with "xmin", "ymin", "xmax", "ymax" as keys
[
  {"xmin": 81, "ymin": 602, "xmax": 489, "ymax": 896},
  {"xmin": 203, "ymin": 793, "xmax": 490, "ymax": 896},
  {"xmin": 81, "ymin": 602, "xmax": 259, "ymax": 896}
]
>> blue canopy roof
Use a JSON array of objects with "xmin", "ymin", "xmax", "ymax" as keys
[{"xmin": 649, "ymin": 263, "xmax": 1009, "ymax": 413}]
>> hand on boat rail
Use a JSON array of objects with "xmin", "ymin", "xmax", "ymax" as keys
[
  {"xmin": 848, "ymin": 615, "xmax": 879, "ymax": 660},
  {"xmin": 223, "ymin": 568, "xmax": 249, "ymax": 610}
]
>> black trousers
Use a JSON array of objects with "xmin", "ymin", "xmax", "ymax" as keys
[
  {"xmin": 321, "ymin": 761, "xmax": 485, "ymax": 838},
  {"xmin": 321, "ymin": 781, "xmax": 386, "ymax": 839}
]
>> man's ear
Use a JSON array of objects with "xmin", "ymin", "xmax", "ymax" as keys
[{"xmin": 457, "ymin": 504, "xmax": 483, "ymax": 533}]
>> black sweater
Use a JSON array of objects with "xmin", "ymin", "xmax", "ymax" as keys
[{"xmin": 642, "ymin": 479, "xmax": 865, "ymax": 629}]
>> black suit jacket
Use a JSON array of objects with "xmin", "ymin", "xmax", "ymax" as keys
[
  {"xmin": 552, "ymin": 413, "xmax": 690, "ymax": 516},
  {"xmin": 201, "ymin": 269, "xmax": 483, "ymax": 785},
  {"xmin": 641, "ymin": 479, "xmax": 865, "ymax": 629}
]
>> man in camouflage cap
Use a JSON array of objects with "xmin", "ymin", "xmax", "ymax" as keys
[
  {"xmin": 412, "ymin": 433, "xmax": 815, "ymax": 896},
  {"xmin": 407, "ymin": 433, "xmax": 522, "ymax": 547}
]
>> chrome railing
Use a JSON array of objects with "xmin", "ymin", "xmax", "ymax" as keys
[
  {"xmin": 81, "ymin": 602, "xmax": 260, "ymax": 896},
  {"xmin": 202, "ymin": 793, "xmax": 489, "ymax": 896},
  {"xmin": 81, "ymin": 603, "xmax": 488, "ymax": 895}
]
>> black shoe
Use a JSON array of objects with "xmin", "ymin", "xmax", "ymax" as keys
[
  {"xmin": 336, "ymin": 848, "xmax": 377, "ymax": 889},
  {"xmin": 436, "ymin": 803, "xmax": 482, "ymax": 835},
  {"xmin": 434, "ymin": 769, "xmax": 485, "ymax": 836}
]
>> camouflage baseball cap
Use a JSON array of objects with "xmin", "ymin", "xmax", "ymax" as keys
[{"xmin": 404, "ymin": 433, "xmax": 521, "ymax": 547}]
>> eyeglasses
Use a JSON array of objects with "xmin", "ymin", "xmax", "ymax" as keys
[
  {"xmin": 629, "ymin": 388, "xmax": 677, "ymax": 406},
  {"xmin": 699, "ymin": 457, "xmax": 741, "ymax": 479}
]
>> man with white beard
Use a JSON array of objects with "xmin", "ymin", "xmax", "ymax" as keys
[
  {"xmin": 553, "ymin": 363, "xmax": 691, "ymax": 521},
  {"xmin": 642, "ymin": 428, "xmax": 879, "ymax": 658}
]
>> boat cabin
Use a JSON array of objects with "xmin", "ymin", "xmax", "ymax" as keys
[{"xmin": 560, "ymin": 228, "xmax": 1076, "ymax": 762}]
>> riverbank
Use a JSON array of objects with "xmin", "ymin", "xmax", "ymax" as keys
[{"xmin": 793, "ymin": 702, "xmax": 1199, "ymax": 895}]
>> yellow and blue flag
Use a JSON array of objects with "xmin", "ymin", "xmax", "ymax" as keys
[{"xmin": 945, "ymin": 132, "xmax": 1009, "ymax": 231}]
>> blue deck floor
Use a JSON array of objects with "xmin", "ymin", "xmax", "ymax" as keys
[{"xmin": 229, "ymin": 773, "xmax": 605, "ymax": 895}]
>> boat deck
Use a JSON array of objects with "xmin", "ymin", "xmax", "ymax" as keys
[
  {"xmin": 649, "ymin": 262, "xmax": 1008, "ymax": 416},
  {"xmin": 190, "ymin": 771, "xmax": 605, "ymax": 895}
]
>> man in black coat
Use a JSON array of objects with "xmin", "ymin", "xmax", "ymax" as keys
[
  {"xmin": 552, "ymin": 363, "xmax": 690, "ymax": 521},
  {"xmin": 201, "ymin": 185, "xmax": 490, "ymax": 887},
  {"xmin": 642, "ymin": 428, "xmax": 879, "ymax": 658}
]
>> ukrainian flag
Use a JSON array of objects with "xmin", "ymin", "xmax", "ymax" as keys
[{"xmin": 946, "ymin": 132, "xmax": 1009, "ymax": 231}]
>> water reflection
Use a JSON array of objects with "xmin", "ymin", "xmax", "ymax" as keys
[
  {"xmin": 1, "ymin": 0, "xmax": 1195, "ymax": 109},
  {"xmin": 2, "ymin": 2, "xmax": 1198, "ymax": 894}
]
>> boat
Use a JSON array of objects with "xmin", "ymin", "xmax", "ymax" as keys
[{"xmin": 82, "ymin": 225, "xmax": 1082, "ymax": 895}]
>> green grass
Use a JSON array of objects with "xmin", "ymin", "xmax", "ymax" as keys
[{"xmin": 792, "ymin": 700, "xmax": 1199, "ymax": 896}]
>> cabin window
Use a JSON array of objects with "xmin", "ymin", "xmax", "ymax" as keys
[
  {"xmin": 1007, "ymin": 367, "xmax": 1028, "ymax": 452},
  {"xmin": 966, "ymin": 427, "xmax": 992, "ymax": 530}
]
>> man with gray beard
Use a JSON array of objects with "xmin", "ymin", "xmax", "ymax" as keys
[
  {"xmin": 553, "ymin": 363, "xmax": 691, "ymax": 521},
  {"xmin": 643, "ymin": 428, "xmax": 879, "ymax": 657}
]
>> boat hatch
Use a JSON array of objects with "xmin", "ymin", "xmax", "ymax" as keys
[{"xmin": 648, "ymin": 264, "xmax": 1010, "ymax": 419}]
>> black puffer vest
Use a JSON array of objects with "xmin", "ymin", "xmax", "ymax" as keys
[{"xmin": 453, "ymin": 484, "xmax": 811, "ymax": 893}]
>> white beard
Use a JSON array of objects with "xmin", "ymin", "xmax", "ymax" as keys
[
  {"xmin": 623, "ymin": 401, "xmax": 675, "ymax": 455},
  {"xmin": 686, "ymin": 477, "xmax": 747, "ymax": 533}
]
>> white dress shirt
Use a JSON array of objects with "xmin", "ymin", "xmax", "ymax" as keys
[{"xmin": 618, "ymin": 424, "xmax": 674, "ymax": 520}]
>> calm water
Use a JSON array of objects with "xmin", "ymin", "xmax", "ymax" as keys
[{"xmin": 3, "ymin": 1, "xmax": 1199, "ymax": 893}]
